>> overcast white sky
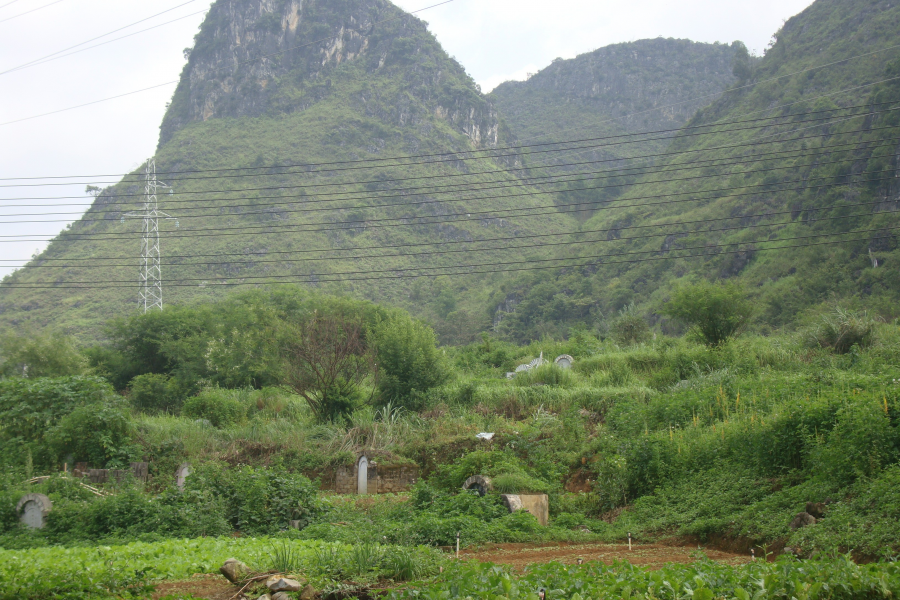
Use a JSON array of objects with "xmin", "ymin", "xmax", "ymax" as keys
[{"xmin": 0, "ymin": 0, "xmax": 814, "ymax": 277}]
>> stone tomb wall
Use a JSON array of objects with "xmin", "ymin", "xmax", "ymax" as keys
[
  {"xmin": 501, "ymin": 493, "xmax": 549, "ymax": 526},
  {"xmin": 85, "ymin": 462, "xmax": 149, "ymax": 485},
  {"xmin": 333, "ymin": 463, "xmax": 419, "ymax": 494}
]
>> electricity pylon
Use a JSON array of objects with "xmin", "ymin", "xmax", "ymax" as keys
[{"xmin": 123, "ymin": 158, "xmax": 177, "ymax": 312}]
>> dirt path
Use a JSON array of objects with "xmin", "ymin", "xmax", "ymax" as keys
[{"xmin": 460, "ymin": 542, "xmax": 751, "ymax": 571}]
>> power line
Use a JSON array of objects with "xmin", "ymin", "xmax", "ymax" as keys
[
  {"xmin": 10, "ymin": 208, "xmax": 893, "ymax": 269},
  {"xmin": 8, "ymin": 188, "xmax": 893, "ymax": 263},
  {"xmin": 4, "ymin": 104, "xmax": 893, "ymax": 213},
  {"xmin": 1, "ymin": 1, "xmax": 205, "ymax": 76},
  {"xmin": 3, "ymin": 228, "xmax": 892, "ymax": 289},
  {"xmin": 0, "ymin": 166, "xmax": 894, "ymax": 242},
  {"xmin": 0, "ymin": 0, "xmax": 25, "ymax": 10},
  {"xmin": 2, "ymin": 132, "xmax": 894, "ymax": 219},
  {"xmin": 2, "ymin": 98, "xmax": 894, "ymax": 186},
  {"xmin": 0, "ymin": 0, "xmax": 66, "ymax": 24},
  {"xmin": 0, "ymin": 0, "xmax": 459, "ymax": 126},
  {"xmin": 0, "ymin": 142, "xmax": 891, "ymax": 237},
  {"xmin": 0, "ymin": 81, "xmax": 184, "ymax": 127}
]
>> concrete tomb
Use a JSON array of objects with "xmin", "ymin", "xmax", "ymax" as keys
[
  {"xmin": 334, "ymin": 457, "xmax": 419, "ymax": 494},
  {"xmin": 501, "ymin": 493, "xmax": 549, "ymax": 526},
  {"xmin": 554, "ymin": 354, "xmax": 574, "ymax": 369},
  {"xmin": 17, "ymin": 493, "xmax": 52, "ymax": 529},
  {"xmin": 462, "ymin": 475, "xmax": 493, "ymax": 497}
]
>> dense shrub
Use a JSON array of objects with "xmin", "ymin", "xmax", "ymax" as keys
[
  {"xmin": 182, "ymin": 388, "xmax": 247, "ymax": 427},
  {"xmin": 371, "ymin": 316, "xmax": 449, "ymax": 411},
  {"xmin": 46, "ymin": 400, "xmax": 137, "ymax": 468},
  {"xmin": 129, "ymin": 373, "xmax": 181, "ymax": 414},
  {"xmin": 186, "ymin": 464, "xmax": 323, "ymax": 535},
  {"xmin": 809, "ymin": 399, "xmax": 899, "ymax": 484},
  {"xmin": 37, "ymin": 486, "xmax": 230, "ymax": 544},
  {"xmin": 0, "ymin": 332, "xmax": 87, "ymax": 378},
  {"xmin": 609, "ymin": 303, "xmax": 651, "ymax": 346},
  {"xmin": 0, "ymin": 376, "xmax": 123, "ymax": 469},
  {"xmin": 662, "ymin": 281, "xmax": 754, "ymax": 346}
]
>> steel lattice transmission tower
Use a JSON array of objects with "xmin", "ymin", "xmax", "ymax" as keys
[{"xmin": 123, "ymin": 159, "xmax": 177, "ymax": 312}]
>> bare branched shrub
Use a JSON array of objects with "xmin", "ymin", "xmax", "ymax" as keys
[{"xmin": 282, "ymin": 312, "xmax": 376, "ymax": 422}]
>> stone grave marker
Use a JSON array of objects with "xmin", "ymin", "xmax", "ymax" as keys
[
  {"xmin": 357, "ymin": 456, "xmax": 369, "ymax": 495},
  {"xmin": 176, "ymin": 463, "xmax": 191, "ymax": 490},
  {"xmin": 17, "ymin": 493, "xmax": 52, "ymax": 529}
]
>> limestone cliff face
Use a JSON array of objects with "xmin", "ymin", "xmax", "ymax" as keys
[
  {"xmin": 491, "ymin": 38, "xmax": 738, "ymax": 143},
  {"xmin": 159, "ymin": 0, "xmax": 500, "ymax": 148}
]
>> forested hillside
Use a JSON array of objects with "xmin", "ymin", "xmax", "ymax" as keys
[{"xmin": 489, "ymin": 0, "xmax": 900, "ymax": 341}]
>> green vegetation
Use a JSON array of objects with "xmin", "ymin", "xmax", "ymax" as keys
[
  {"xmin": 0, "ymin": 0, "xmax": 899, "ymax": 597},
  {"xmin": 662, "ymin": 281, "xmax": 754, "ymax": 346},
  {"xmin": 492, "ymin": 0, "xmax": 900, "ymax": 341},
  {"xmin": 0, "ymin": 536, "xmax": 444, "ymax": 599},
  {"xmin": 0, "ymin": 289, "xmax": 897, "ymax": 561},
  {"xmin": 390, "ymin": 557, "xmax": 900, "ymax": 600}
]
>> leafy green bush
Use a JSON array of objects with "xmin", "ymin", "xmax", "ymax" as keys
[
  {"xmin": 662, "ymin": 281, "xmax": 754, "ymax": 346},
  {"xmin": 371, "ymin": 316, "xmax": 449, "ymax": 411},
  {"xmin": 0, "ymin": 376, "xmax": 123, "ymax": 469},
  {"xmin": 128, "ymin": 373, "xmax": 181, "ymax": 414},
  {"xmin": 186, "ymin": 464, "xmax": 322, "ymax": 535},
  {"xmin": 46, "ymin": 400, "xmax": 137, "ymax": 468},
  {"xmin": 0, "ymin": 332, "xmax": 87, "ymax": 378},
  {"xmin": 431, "ymin": 451, "xmax": 531, "ymax": 491},
  {"xmin": 809, "ymin": 399, "xmax": 899, "ymax": 484},
  {"xmin": 610, "ymin": 303, "xmax": 652, "ymax": 346},
  {"xmin": 182, "ymin": 388, "xmax": 247, "ymax": 427},
  {"xmin": 43, "ymin": 486, "xmax": 231, "ymax": 543},
  {"xmin": 808, "ymin": 307, "xmax": 879, "ymax": 354},
  {"xmin": 553, "ymin": 512, "xmax": 589, "ymax": 529}
]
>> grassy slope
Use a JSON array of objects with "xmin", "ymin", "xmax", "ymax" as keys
[{"xmin": 491, "ymin": 0, "xmax": 900, "ymax": 341}]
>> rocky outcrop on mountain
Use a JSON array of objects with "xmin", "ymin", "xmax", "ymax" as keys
[
  {"xmin": 492, "ymin": 38, "xmax": 738, "ymax": 137},
  {"xmin": 160, "ymin": 0, "xmax": 499, "ymax": 148}
]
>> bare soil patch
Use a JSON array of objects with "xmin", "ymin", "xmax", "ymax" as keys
[
  {"xmin": 151, "ymin": 574, "xmax": 237, "ymax": 600},
  {"xmin": 460, "ymin": 542, "xmax": 751, "ymax": 571}
]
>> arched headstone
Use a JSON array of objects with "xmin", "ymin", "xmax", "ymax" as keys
[
  {"xmin": 16, "ymin": 493, "xmax": 52, "ymax": 529},
  {"xmin": 176, "ymin": 464, "xmax": 191, "ymax": 491},
  {"xmin": 554, "ymin": 355, "xmax": 574, "ymax": 369},
  {"xmin": 357, "ymin": 456, "xmax": 368, "ymax": 495},
  {"xmin": 462, "ymin": 475, "xmax": 493, "ymax": 497}
]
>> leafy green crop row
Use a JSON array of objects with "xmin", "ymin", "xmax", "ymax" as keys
[
  {"xmin": 391, "ymin": 556, "xmax": 900, "ymax": 600},
  {"xmin": 0, "ymin": 536, "xmax": 443, "ymax": 600}
]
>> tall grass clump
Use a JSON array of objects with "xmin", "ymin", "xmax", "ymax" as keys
[
  {"xmin": 808, "ymin": 307, "xmax": 879, "ymax": 354},
  {"xmin": 513, "ymin": 364, "xmax": 577, "ymax": 387}
]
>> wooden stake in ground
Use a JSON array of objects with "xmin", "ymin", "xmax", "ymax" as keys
[
  {"xmin": 456, "ymin": 532, "xmax": 460, "ymax": 560},
  {"xmin": 628, "ymin": 533, "xmax": 632, "ymax": 551}
]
